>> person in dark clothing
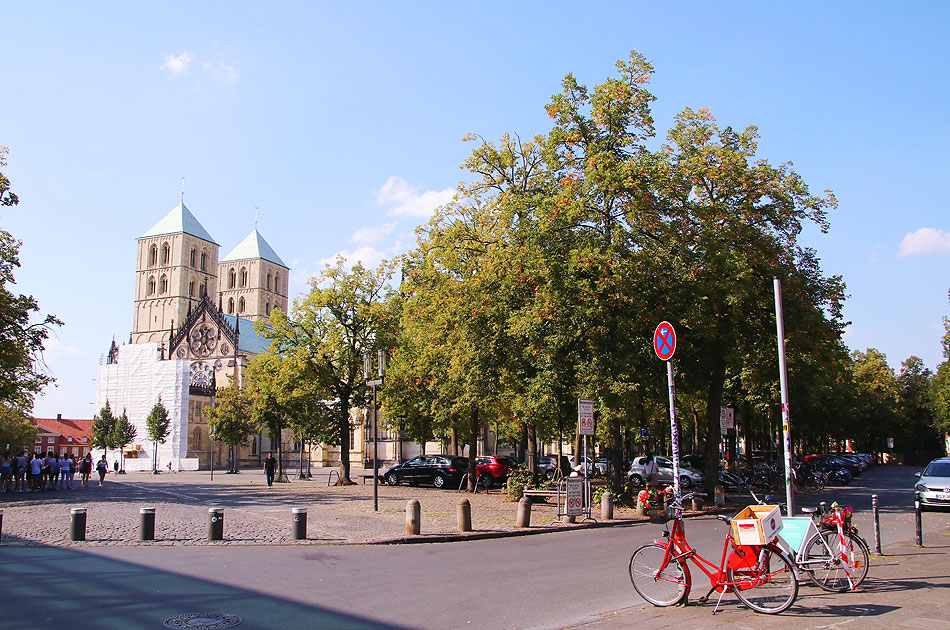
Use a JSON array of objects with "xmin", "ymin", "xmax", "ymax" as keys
[{"xmin": 264, "ymin": 452, "xmax": 277, "ymax": 487}]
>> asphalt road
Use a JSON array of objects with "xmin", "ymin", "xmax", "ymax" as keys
[{"xmin": 1, "ymin": 465, "xmax": 946, "ymax": 630}]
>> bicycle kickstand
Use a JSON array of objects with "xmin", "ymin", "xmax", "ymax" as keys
[{"xmin": 697, "ymin": 584, "xmax": 730, "ymax": 615}]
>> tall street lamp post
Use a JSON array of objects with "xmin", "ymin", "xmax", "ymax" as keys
[{"xmin": 364, "ymin": 349, "xmax": 386, "ymax": 512}]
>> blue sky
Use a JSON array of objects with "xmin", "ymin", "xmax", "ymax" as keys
[{"xmin": 2, "ymin": 2, "xmax": 948, "ymax": 419}]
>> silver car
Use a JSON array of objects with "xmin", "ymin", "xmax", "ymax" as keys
[
  {"xmin": 626, "ymin": 455, "xmax": 703, "ymax": 489},
  {"xmin": 915, "ymin": 457, "xmax": 950, "ymax": 511}
]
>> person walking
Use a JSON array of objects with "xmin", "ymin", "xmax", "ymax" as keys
[
  {"xmin": 263, "ymin": 452, "xmax": 277, "ymax": 487},
  {"xmin": 80, "ymin": 454, "xmax": 92, "ymax": 487},
  {"xmin": 0, "ymin": 452, "xmax": 12, "ymax": 492},
  {"xmin": 643, "ymin": 453, "xmax": 660, "ymax": 489},
  {"xmin": 96, "ymin": 455, "xmax": 109, "ymax": 486},
  {"xmin": 14, "ymin": 449, "xmax": 28, "ymax": 492},
  {"xmin": 30, "ymin": 453, "xmax": 43, "ymax": 491},
  {"xmin": 59, "ymin": 453, "xmax": 73, "ymax": 489}
]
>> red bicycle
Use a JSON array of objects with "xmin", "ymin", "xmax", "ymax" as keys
[{"xmin": 629, "ymin": 493, "xmax": 799, "ymax": 614}]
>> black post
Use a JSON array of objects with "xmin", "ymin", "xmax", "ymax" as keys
[
  {"xmin": 872, "ymin": 494, "xmax": 882, "ymax": 555},
  {"xmin": 139, "ymin": 507, "xmax": 155, "ymax": 541},
  {"xmin": 373, "ymin": 382, "xmax": 378, "ymax": 513},
  {"xmin": 208, "ymin": 507, "xmax": 224, "ymax": 541},
  {"xmin": 292, "ymin": 507, "xmax": 307, "ymax": 540},
  {"xmin": 914, "ymin": 501, "xmax": 923, "ymax": 547},
  {"xmin": 70, "ymin": 507, "xmax": 87, "ymax": 541},
  {"xmin": 0, "ymin": 508, "xmax": 3, "ymax": 540}
]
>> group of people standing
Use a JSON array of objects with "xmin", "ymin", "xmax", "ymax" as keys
[{"xmin": 0, "ymin": 450, "xmax": 110, "ymax": 492}]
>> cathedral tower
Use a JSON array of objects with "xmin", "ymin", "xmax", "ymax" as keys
[
  {"xmin": 133, "ymin": 202, "xmax": 220, "ymax": 344},
  {"xmin": 217, "ymin": 228, "xmax": 289, "ymax": 321}
]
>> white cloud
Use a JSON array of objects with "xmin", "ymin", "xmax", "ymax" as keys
[
  {"xmin": 45, "ymin": 337, "xmax": 83, "ymax": 357},
  {"xmin": 374, "ymin": 176, "xmax": 455, "ymax": 218},
  {"xmin": 898, "ymin": 227, "xmax": 950, "ymax": 256},
  {"xmin": 351, "ymin": 223, "xmax": 396, "ymax": 245},
  {"xmin": 160, "ymin": 51, "xmax": 194, "ymax": 77}
]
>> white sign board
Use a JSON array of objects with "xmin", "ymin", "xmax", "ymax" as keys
[
  {"xmin": 577, "ymin": 399, "xmax": 594, "ymax": 436},
  {"xmin": 565, "ymin": 477, "xmax": 585, "ymax": 516},
  {"xmin": 720, "ymin": 407, "xmax": 734, "ymax": 435}
]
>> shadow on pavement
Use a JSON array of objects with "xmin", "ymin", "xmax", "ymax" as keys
[{"xmin": 0, "ymin": 536, "xmax": 407, "ymax": 630}]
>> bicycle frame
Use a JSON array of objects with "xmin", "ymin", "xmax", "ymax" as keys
[{"xmin": 654, "ymin": 515, "xmax": 787, "ymax": 612}]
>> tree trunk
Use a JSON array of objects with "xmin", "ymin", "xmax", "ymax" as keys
[
  {"xmin": 526, "ymin": 422, "xmax": 537, "ymax": 473},
  {"xmin": 468, "ymin": 404, "xmax": 479, "ymax": 492},
  {"xmin": 337, "ymin": 398, "xmax": 354, "ymax": 484},
  {"xmin": 610, "ymin": 414, "xmax": 623, "ymax": 492},
  {"xmin": 450, "ymin": 427, "xmax": 458, "ymax": 456},
  {"xmin": 703, "ymin": 351, "xmax": 727, "ymax": 498}
]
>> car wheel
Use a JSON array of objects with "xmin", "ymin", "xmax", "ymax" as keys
[
  {"xmin": 433, "ymin": 474, "xmax": 446, "ymax": 489},
  {"xmin": 679, "ymin": 476, "xmax": 692, "ymax": 489},
  {"xmin": 629, "ymin": 474, "xmax": 643, "ymax": 487},
  {"xmin": 385, "ymin": 472, "xmax": 399, "ymax": 486}
]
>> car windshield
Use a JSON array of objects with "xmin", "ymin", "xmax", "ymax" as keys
[{"xmin": 924, "ymin": 462, "xmax": 950, "ymax": 477}]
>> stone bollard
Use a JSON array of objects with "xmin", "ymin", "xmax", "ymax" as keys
[
  {"xmin": 714, "ymin": 485, "xmax": 725, "ymax": 506},
  {"xmin": 208, "ymin": 508, "xmax": 224, "ymax": 541},
  {"xmin": 292, "ymin": 507, "xmax": 307, "ymax": 540},
  {"xmin": 516, "ymin": 496, "xmax": 532, "ymax": 528},
  {"xmin": 406, "ymin": 499, "xmax": 421, "ymax": 535},
  {"xmin": 139, "ymin": 507, "xmax": 155, "ymax": 541},
  {"xmin": 70, "ymin": 507, "xmax": 87, "ymax": 541},
  {"xmin": 457, "ymin": 498, "xmax": 472, "ymax": 532},
  {"xmin": 691, "ymin": 496, "xmax": 704, "ymax": 512},
  {"xmin": 872, "ymin": 495, "xmax": 882, "ymax": 555},
  {"xmin": 601, "ymin": 492, "xmax": 613, "ymax": 520}
]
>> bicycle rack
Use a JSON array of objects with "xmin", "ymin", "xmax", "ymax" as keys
[{"xmin": 325, "ymin": 469, "xmax": 340, "ymax": 486}]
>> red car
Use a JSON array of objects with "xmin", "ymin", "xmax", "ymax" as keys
[{"xmin": 476, "ymin": 456, "xmax": 516, "ymax": 488}]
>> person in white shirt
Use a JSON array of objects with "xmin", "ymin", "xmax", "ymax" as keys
[
  {"xmin": 643, "ymin": 454, "xmax": 660, "ymax": 489},
  {"xmin": 30, "ymin": 453, "xmax": 44, "ymax": 491},
  {"xmin": 59, "ymin": 453, "xmax": 73, "ymax": 489}
]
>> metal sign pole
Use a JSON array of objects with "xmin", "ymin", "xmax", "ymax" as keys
[
  {"xmin": 774, "ymin": 277, "xmax": 794, "ymax": 516},
  {"xmin": 667, "ymin": 360, "xmax": 681, "ymax": 502}
]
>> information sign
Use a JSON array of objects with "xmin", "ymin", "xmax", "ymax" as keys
[
  {"xmin": 720, "ymin": 407, "xmax": 734, "ymax": 435},
  {"xmin": 639, "ymin": 426, "xmax": 649, "ymax": 440},
  {"xmin": 653, "ymin": 322, "xmax": 676, "ymax": 361},
  {"xmin": 565, "ymin": 477, "xmax": 585, "ymax": 516},
  {"xmin": 577, "ymin": 399, "xmax": 594, "ymax": 436}
]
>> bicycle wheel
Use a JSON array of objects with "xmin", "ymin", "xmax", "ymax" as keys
[
  {"xmin": 728, "ymin": 547, "xmax": 798, "ymax": 614},
  {"xmin": 629, "ymin": 544, "xmax": 690, "ymax": 607},
  {"xmin": 802, "ymin": 529, "xmax": 869, "ymax": 592}
]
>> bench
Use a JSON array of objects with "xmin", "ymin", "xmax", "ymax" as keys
[
  {"xmin": 523, "ymin": 488, "xmax": 560, "ymax": 502},
  {"xmin": 358, "ymin": 470, "xmax": 379, "ymax": 485}
]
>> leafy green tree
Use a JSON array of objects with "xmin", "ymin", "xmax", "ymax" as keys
[
  {"xmin": 203, "ymin": 383, "xmax": 255, "ymax": 473},
  {"xmin": 931, "ymin": 308, "xmax": 950, "ymax": 444},
  {"xmin": 257, "ymin": 259, "xmax": 399, "ymax": 484},
  {"xmin": 146, "ymin": 397, "xmax": 172, "ymax": 473},
  {"xmin": 112, "ymin": 409, "xmax": 136, "ymax": 472},
  {"xmin": 92, "ymin": 400, "xmax": 117, "ymax": 453},
  {"xmin": 850, "ymin": 348, "xmax": 899, "ymax": 454},
  {"xmin": 2, "ymin": 407, "xmax": 37, "ymax": 453}
]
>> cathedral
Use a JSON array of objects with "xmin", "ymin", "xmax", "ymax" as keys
[{"xmin": 95, "ymin": 201, "xmax": 290, "ymax": 471}]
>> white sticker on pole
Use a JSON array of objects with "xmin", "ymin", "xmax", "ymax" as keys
[
  {"xmin": 720, "ymin": 407, "xmax": 734, "ymax": 435},
  {"xmin": 577, "ymin": 399, "xmax": 594, "ymax": 436},
  {"xmin": 565, "ymin": 477, "xmax": 584, "ymax": 516}
]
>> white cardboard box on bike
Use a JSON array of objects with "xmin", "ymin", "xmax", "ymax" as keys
[{"xmin": 731, "ymin": 504, "xmax": 783, "ymax": 545}]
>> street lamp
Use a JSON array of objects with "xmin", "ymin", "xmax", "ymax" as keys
[{"xmin": 364, "ymin": 349, "xmax": 386, "ymax": 512}]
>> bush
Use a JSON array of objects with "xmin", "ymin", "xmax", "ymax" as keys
[
  {"xmin": 593, "ymin": 482, "xmax": 638, "ymax": 508},
  {"xmin": 503, "ymin": 466, "xmax": 547, "ymax": 500}
]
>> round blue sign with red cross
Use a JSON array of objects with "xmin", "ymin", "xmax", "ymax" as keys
[{"xmin": 653, "ymin": 321, "xmax": 676, "ymax": 361}]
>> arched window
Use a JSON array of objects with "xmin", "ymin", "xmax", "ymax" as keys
[
  {"xmin": 161, "ymin": 242, "xmax": 170, "ymax": 265},
  {"xmin": 200, "ymin": 251, "xmax": 207, "ymax": 271},
  {"xmin": 192, "ymin": 427, "xmax": 201, "ymax": 450},
  {"xmin": 159, "ymin": 274, "xmax": 168, "ymax": 294},
  {"xmin": 266, "ymin": 302, "xmax": 271, "ymax": 315},
  {"xmin": 229, "ymin": 269, "xmax": 236, "ymax": 289},
  {"xmin": 267, "ymin": 273, "xmax": 272, "ymax": 291},
  {"xmin": 240, "ymin": 267, "xmax": 248, "ymax": 287},
  {"xmin": 189, "ymin": 280, "xmax": 195, "ymax": 297},
  {"xmin": 238, "ymin": 297, "xmax": 245, "ymax": 313},
  {"xmin": 200, "ymin": 282, "xmax": 206, "ymax": 298},
  {"xmin": 190, "ymin": 248, "xmax": 196, "ymax": 267},
  {"xmin": 147, "ymin": 275, "xmax": 156, "ymax": 296},
  {"xmin": 227, "ymin": 298, "xmax": 234, "ymax": 314},
  {"xmin": 149, "ymin": 245, "xmax": 158, "ymax": 267}
]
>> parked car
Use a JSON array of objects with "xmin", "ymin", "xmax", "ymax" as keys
[
  {"xmin": 626, "ymin": 456, "xmax": 704, "ymax": 488},
  {"xmin": 915, "ymin": 457, "xmax": 950, "ymax": 511},
  {"xmin": 383, "ymin": 455, "xmax": 469, "ymax": 489},
  {"xmin": 476, "ymin": 456, "xmax": 515, "ymax": 487},
  {"xmin": 537, "ymin": 456, "xmax": 557, "ymax": 479},
  {"xmin": 567, "ymin": 455, "xmax": 607, "ymax": 476}
]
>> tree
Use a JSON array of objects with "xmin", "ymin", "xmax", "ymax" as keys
[
  {"xmin": 0, "ymin": 148, "xmax": 62, "ymax": 428},
  {"xmin": 1, "ymin": 406, "xmax": 37, "ymax": 454},
  {"xmin": 91, "ymin": 400, "xmax": 117, "ymax": 453},
  {"xmin": 931, "ymin": 306, "xmax": 950, "ymax": 445},
  {"xmin": 257, "ymin": 259, "xmax": 399, "ymax": 484},
  {"xmin": 112, "ymin": 409, "xmax": 137, "ymax": 473},
  {"xmin": 851, "ymin": 348, "xmax": 899, "ymax": 455},
  {"xmin": 146, "ymin": 397, "xmax": 172, "ymax": 473},
  {"xmin": 204, "ymin": 382, "xmax": 256, "ymax": 473}
]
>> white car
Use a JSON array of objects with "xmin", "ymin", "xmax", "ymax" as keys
[
  {"xmin": 626, "ymin": 456, "xmax": 703, "ymax": 488},
  {"xmin": 567, "ymin": 455, "xmax": 607, "ymax": 476}
]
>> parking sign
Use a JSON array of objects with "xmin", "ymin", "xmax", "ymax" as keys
[
  {"xmin": 577, "ymin": 399, "xmax": 594, "ymax": 436},
  {"xmin": 565, "ymin": 477, "xmax": 585, "ymax": 516}
]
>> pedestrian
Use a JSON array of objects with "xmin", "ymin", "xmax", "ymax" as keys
[
  {"xmin": 48, "ymin": 451, "xmax": 60, "ymax": 491},
  {"xmin": 643, "ymin": 453, "xmax": 660, "ymax": 489},
  {"xmin": 113, "ymin": 460, "xmax": 119, "ymax": 473},
  {"xmin": 59, "ymin": 452, "xmax": 73, "ymax": 489},
  {"xmin": 80, "ymin": 453, "xmax": 92, "ymax": 487},
  {"xmin": 263, "ymin": 452, "xmax": 277, "ymax": 487},
  {"xmin": 14, "ymin": 449, "xmax": 27, "ymax": 492},
  {"xmin": 30, "ymin": 452, "xmax": 44, "ymax": 491},
  {"xmin": 0, "ymin": 451, "xmax": 12, "ymax": 492},
  {"xmin": 96, "ymin": 455, "xmax": 109, "ymax": 486}
]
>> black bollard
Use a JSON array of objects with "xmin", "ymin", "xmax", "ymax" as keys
[
  {"xmin": 292, "ymin": 507, "xmax": 307, "ymax": 540},
  {"xmin": 208, "ymin": 508, "xmax": 224, "ymax": 541},
  {"xmin": 70, "ymin": 507, "xmax": 87, "ymax": 541},
  {"xmin": 0, "ymin": 508, "xmax": 3, "ymax": 541},
  {"xmin": 139, "ymin": 507, "xmax": 155, "ymax": 541},
  {"xmin": 915, "ymin": 501, "xmax": 923, "ymax": 547},
  {"xmin": 871, "ymin": 495, "xmax": 882, "ymax": 555}
]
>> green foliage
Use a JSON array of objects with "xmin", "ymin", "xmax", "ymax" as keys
[
  {"xmin": 146, "ymin": 397, "xmax": 171, "ymax": 444},
  {"xmin": 1, "ymin": 406, "xmax": 37, "ymax": 452},
  {"xmin": 112, "ymin": 409, "xmax": 137, "ymax": 450},
  {"xmin": 92, "ymin": 400, "xmax": 117, "ymax": 450},
  {"xmin": 502, "ymin": 466, "xmax": 547, "ymax": 500},
  {"xmin": 203, "ymin": 384, "xmax": 254, "ymax": 447},
  {"xmin": 932, "ymin": 314, "xmax": 950, "ymax": 436},
  {"xmin": 592, "ymin": 481, "xmax": 638, "ymax": 508}
]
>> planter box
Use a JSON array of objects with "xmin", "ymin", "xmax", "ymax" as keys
[{"xmin": 731, "ymin": 504, "xmax": 783, "ymax": 545}]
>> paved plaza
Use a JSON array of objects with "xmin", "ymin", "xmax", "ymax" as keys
[{"xmin": 0, "ymin": 468, "xmax": 658, "ymax": 546}]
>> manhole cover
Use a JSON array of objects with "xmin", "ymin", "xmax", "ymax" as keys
[{"xmin": 163, "ymin": 613, "xmax": 243, "ymax": 629}]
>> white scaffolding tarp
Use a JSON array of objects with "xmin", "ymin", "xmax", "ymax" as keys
[{"xmin": 95, "ymin": 342, "xmax": 197, "ymax": 471}]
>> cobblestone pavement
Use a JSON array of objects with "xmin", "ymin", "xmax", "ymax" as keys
[{"xmin": 0, "ymin": 468, "xmax": 661, "ymax": 547}]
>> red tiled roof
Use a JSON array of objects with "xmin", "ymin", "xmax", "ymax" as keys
[{"xmin": 32, "ymin": 418, "xmax": 94, "ymax": 442}]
